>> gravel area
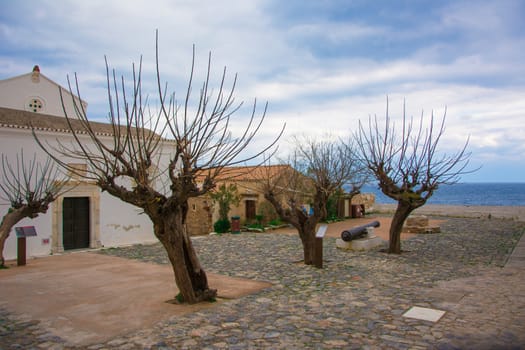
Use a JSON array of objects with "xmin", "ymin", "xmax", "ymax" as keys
[{"xmin": 1, "ymin": 215, "xmax": 524, "ymax": 349}]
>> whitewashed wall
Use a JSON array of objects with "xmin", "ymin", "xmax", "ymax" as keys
[
  {"xmin": 0, "ymin": 72, "xmax": 87, "ymax": 118},
  {"xmin": 99, "ymin": 192, "xmax": 157, "ymax": 248}
]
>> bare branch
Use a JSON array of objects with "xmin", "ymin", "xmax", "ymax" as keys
[{"xmin": 0, "ymin": 152, "xmax": 69, "ymax": 207}]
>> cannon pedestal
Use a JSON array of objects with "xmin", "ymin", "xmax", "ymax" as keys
[{"xmin": 336, "ymin": 227, "xmax": 385, "ymax": 251}]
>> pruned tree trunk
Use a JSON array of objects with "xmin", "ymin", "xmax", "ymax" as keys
[
  {"xmin": 299, "ymin": 232, "xmax": 316, "ymax": 265},
  {"xmin": 388, "ymin": 201, "xmax": 414, "ymax": 254},
  {"xmin": 296, "ymin": 217, "xmax": 320, "ymax": 266},
  {"xmin": 153, "ymin": 209, "xmax": 216, "ymax": 304},
  {"xmin": 264, "ymin": 187, "xmax": 327, "ymax": 267}
]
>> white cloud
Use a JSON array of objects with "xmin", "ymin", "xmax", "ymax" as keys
[{"xmin": 1, "ymin": 0, "xmax": 524, "ymax": 181}]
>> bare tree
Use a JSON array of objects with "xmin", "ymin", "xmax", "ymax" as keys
[
  {"xmin": 356, "ymin": 101, "xmax": 473, "ymax": 254},
  {"xmin": 0, "ymin": 152, "xmax": 68, "ymax": 267},
  {"xmin": 35, "ymin": 35, "xmax": 283, "ymax": 303},
  {"xmin": 263, "ymin": 137, "xmax": 367, "ymax": 266}
]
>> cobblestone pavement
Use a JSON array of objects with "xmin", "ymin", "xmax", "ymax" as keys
[{"xmin": 1, "ymin": 217, "xmax": 524, "ymax": 349}]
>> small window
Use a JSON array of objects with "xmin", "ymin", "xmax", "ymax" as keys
[
  {"xmin": 192, "ymin": 204, "xmax": 197, "ymax": 211},
  {"xmin": 26, "ymin": 97, "xmax": 44, "ymax": 113}
]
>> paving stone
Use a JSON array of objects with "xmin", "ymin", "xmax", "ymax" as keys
[{"xmin": 403, "ymin": 306, "xmax": 446, "ymax": 322}]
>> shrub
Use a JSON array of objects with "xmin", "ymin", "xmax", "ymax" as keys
[
  {"xmin": 214, "ymin": 218, "xmax": 231, "ymax": 234},
  {"xmin": 268, "ymin": 218, "xmax": 282, "ymax": 226}
]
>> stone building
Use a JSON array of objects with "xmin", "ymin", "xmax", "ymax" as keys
[
  {"xmin": 187, "ymin": 165, "xmax": 296, "ymax": 235},
  {"xmin": 337, "ymin": 193, "xmax": 376, "ymax": 218},
  {"xmin": 186, "ymin": 165, "xmax": 377, "ymax": 235}
]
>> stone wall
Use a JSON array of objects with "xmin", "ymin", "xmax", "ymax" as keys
[
  {"xmin": 337, "ymin": 193, "xmax": 376, "ymax": 218},
  {"xmin": 351, "ymin": 193, "xmax": 376, "ymax": 211},
  {"xmin": 186, "ymin": 197, "xmax": 213, "ymax": 236}
]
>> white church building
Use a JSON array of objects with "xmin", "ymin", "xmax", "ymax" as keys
[{"xmin": 0, "ymin": 66, "xmax": 162, "ymax": 262}]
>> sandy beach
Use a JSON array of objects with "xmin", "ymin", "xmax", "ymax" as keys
[{"xmin": 372, "ymin": 203, "xmax": 525, "ymax": 222}]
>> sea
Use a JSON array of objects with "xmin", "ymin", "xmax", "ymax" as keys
[{"xmin": 361, "ymin": 183, "xmax": 525, "ymax": 207}]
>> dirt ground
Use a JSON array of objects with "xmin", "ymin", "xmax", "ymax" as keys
[{"xmin": 0, "ymin": 253, "xmax": 271, "ymax": 345}]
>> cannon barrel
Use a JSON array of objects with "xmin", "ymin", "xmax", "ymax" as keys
[{"xmin": 341, "ymin": 220, "xmax": 380, "ymax": 242}]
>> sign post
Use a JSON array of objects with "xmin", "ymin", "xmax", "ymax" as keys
[
  {"xmin": 15, "ymin": 226, "xmax": 37, "ymax": 266},
  {"xmin": 314, "ymin": 225, "xmax": 328, "ymax": 268}
]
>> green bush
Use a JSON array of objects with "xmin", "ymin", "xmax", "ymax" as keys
[
  {"xmin": 268, "ymin": 218, "xmax": 282, "ymax": 226},
  {"xmin": 214, "ymin": 218, "xmax": 231, "ymax": 234},
  {"xmin": 323, "ymin": 214, "xmax": 340, "ymax": 223}
]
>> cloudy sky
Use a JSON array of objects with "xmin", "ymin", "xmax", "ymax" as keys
[{"xmin": 1, "ymin": 0, "xmax": 524, "ymax": 182}]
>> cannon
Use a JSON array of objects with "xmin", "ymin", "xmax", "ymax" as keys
[{"xmin": 341, "ymin": 220, "xmax": 380, "ymax": 242}]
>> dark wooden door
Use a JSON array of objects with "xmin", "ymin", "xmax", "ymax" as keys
[
  {"xmin": 63, "ymin": 197, "xmax": 90, "ymax": 250},
  {"xmin": 245, "ymin": 200, "xmax": 256, "ymax": 221}
]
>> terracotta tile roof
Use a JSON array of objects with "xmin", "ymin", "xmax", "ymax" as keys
[{"xmin": 197, "ymin": 164, "xmax": 293, "ymax": 182}]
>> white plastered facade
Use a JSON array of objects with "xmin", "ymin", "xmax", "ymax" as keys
[
  {"xmin": 0, "ymin": 66, "xmax": 87, "ymax": 118},
  {"xmin": 0, "ymin": 67, "xmax": 166, "ymax": 261}
]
